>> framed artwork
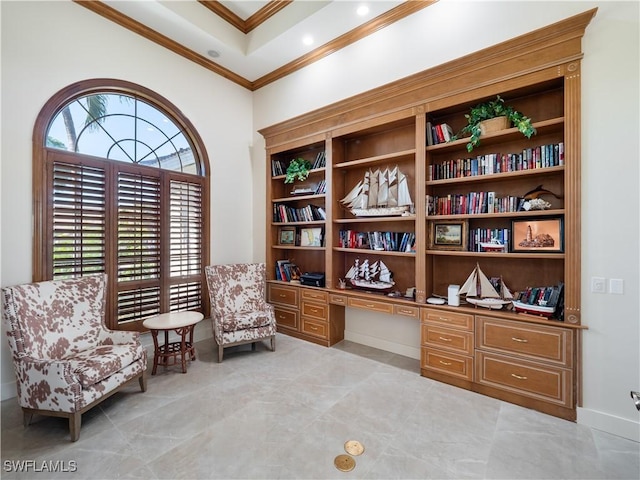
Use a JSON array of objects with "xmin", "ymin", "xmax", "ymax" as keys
[
  {"xmin": 299, "ymin": 227, "xmax": 323, "ymax": 247},
  {"xmin": 429, "ymin": 220, "xmax": 468, "ymax": 251},
  {"xmin": 511, "ymin": 217, "xmax": 564, "ymax": 253},
  {"xmin": 278, "ymin": 226, "xmax": 296, "ymax": 245}
]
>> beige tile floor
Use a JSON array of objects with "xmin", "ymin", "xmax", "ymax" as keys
[{"xmin": 1, "ymin": 333, "xmax": 639, "ymax": 479}]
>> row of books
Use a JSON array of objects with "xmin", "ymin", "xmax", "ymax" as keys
[
  {"xmin": 426, "ymin": 122, "xmax": 454, "ymax": 146},
  {"xmin": 273, "ymin": 203, "xmax": 326, "ymax": 223},
  {"xmin": 426, "ymin": 192, "xmax": 525, "ymax": 216},
  {"xmin": 428, "ymin": 142, "xmax": 564, "ymax": 181},
  {"xmin": 468, "ymin": 228, "xmax": 510, "ymax": 252},
  {"xmin": 275, "ymin": 259, "xmax": 302, "ymax": 282},
  {"xmin": 339, "ymin": 230, "xmax": 416, "ymax": 253},
  {"xmin": 270, "ymin": 151, "xmax": 327, "ymax": 177}
]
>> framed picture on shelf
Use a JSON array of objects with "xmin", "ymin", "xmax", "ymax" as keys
[
  {"xmin": 511, "ymin": 217, "xmax": 564, "ymax": 253},
  {"xmin": 299, "ymin": 227, "xmax": 323, "ymax": 247},
  {"xmin": 429, "ymin": 220, "xmax": 468, "ymax": 251},
  {"xmin": 278, "ymin": 226, "xmax": 296, "ymax": 246}
]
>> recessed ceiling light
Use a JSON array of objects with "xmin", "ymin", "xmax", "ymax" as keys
[
  {"xmin": 356, "ymin": 5, "xmax": 369, "ymax": 16},
  {"xmin": 207, "ymin": 49, "xmax": 220, "ymax": 58},
  {"xmin": 302, "ymin": 35, "xmax": 314, "ymax": 46}
]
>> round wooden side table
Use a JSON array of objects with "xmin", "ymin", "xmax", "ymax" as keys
[{"xmin": 143, "ymin": 311, "xmax": 204, "ymax": 374}]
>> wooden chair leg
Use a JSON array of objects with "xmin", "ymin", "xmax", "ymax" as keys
[
  {"xmin": 69, "ymin": 412, "xmax": 81, "ymax": 442},
  {"xmin": 23, "ymin": 410, "xmax": 33, "ymax": 428},
  {"xmin": 218, "ymin": 345, "xmax": 223, "ymax": 363},
  {"xmin": 271, "ymin": 335, "xmax": 276, "ymax": 352},
  {"xmin": 139, "ymin": 373, "xmax": 147, "ymax": 392}
]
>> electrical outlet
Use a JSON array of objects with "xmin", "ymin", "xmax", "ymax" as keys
[{"xmin": 591, "ymin": 276, "xmax": 606, "ymax": 293}]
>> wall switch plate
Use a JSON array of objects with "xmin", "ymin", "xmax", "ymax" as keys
[
  {"xmin": 591, "ymin": 276, "xmax": 606, "ymax": 293},
  {"xmin": 610, "ymin": 278, "xmax": 624, "ymax": 295}
]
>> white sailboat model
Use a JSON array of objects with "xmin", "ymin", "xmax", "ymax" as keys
[
  {"xmin": 459, "ymin": 263, "xmax": 513, "ymax": 309},
  {"xmin": 344, "ymin": 258, "xmax": 395, "ymax": 291},
  {"xmin": 340, "ymin": 166, "xmax": 413, "ymax": 217}
]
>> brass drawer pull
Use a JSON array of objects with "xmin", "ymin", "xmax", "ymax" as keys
[
  {"xmin": 279, "ymin": 294, "xmax": 286, "ymax": 298},
  {"xmin": 439, "ymin": 360, "xmax": 452, "ymax": 366},
  {"xmin": 310, "ymin": 308, "xmax": 319, "ymax": 313},
  {"xmin": 366, "ymin": 303, "xmax": 375, "ymax": 308},
  {"xmin": 438, "ymin": 336, "xmax": 452, "ymax": 342},
  {"xmin": 278, "ymin": 315, "xmax": 286, "ymax": 319},
  {"xmin": 438, "ymin": 317, "xmax": 448, "ymax": 321},
  {"xmin": 511, "ymin": 373, "xmax": 528, "ymax": 380},
  {"xmin": 309, "ymin": 325, "xmax": 318, "ymax": 330},
  {"xmin": 511, "ymin": 337, "xmax": 529, "ymax": 343}
]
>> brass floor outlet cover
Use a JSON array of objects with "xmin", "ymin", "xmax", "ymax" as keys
[
  {"xmin": 344, "ymin": 440, "xmax": 365, "ymax": 456},
  {"xmin": 334, "ymin": 454, "xmax": 356, "ymax": 472}
]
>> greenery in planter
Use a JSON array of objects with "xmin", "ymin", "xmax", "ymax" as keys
[
  {"xmin": 452, "ymin": 95, "xmax": 537, "ymax": 152},
  {"xmin": 284, "ymin": 158, "xmax": 312, "ymax": 183}
]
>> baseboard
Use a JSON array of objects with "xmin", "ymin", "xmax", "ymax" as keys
[
  {"xmin": 1, "ymin": 322, "xmax": 214, "ymax": 403},
  {"xmin": 577, "ymin": 406, "xmax": 640, "ymax": 442},
  {"xmin": 344, "ymin": 330, "xmax": 421, "ymax": 360}
]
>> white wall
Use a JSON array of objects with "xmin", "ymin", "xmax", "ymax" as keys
[
  {"xmin": 252, "ymin": 1, "xmax": 640, "ymax": 441},
  {"xmin": 0, "ymin": 1, "xmax": 254, "ymax": 399}
]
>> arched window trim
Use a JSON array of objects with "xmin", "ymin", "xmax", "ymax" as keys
[{"xmin": 33, "ymin": 79, "xmax": 211, "ymax": 330}]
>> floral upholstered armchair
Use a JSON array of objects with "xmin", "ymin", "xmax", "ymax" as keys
[
  {"xmin": 1, "ymin": 274, "xmax": 147, "ymax": 441},
  {"xmin": 205, "ymin": 263, "xmax": 276, "ymax": 362}
]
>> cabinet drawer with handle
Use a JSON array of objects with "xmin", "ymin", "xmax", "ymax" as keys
[
  {"xmin": 301, "ymin": 300, "xmax": 328, "ymax": 320},
  {"xmin": 329, "ymin": 294, "xmax": 347, "ymax": 306},
  {"xmin": 268, "ymin": 284, "xmax": 298, "ymax": 307},
  {"xmin": 421, "ymin": 348, "xmax": 473, "ymax": 381},
  {"xmin": 476, "ymin": 316, "xmax": 573, "ymax": 367},
  {"xmin": 422, "ymin": 324, "xmax": 473, "ymax": 355},
  {"xmin": 476, "ymin": 351, "xmax": 572, "ymax": 407},
  {"xmin": 421, "ymin": 308, "xmax": 473, "ymax": 331},
  {"xmin": 301, "ymin": 289, "xmax": 328, "ymax": 302},
  {"xmin": 302, "ymin": 318, "xmax": 327, "ymax": 339},
  {"xmin": 394, "ymin": 305, "xmax": 419, "ymax": 319},
  {"xmin": 348, "ymin": 297, "xmax": 393, "ymax": 314},
  {"xmin": 273, "ymin": 307, "xmax": 298, "ymax": 330}
]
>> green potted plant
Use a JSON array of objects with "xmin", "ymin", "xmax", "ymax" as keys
[
  {"xmin": 452, "ymin": 95, "xmax": 537, "ymax": 152},
  {"xmin": 284, "ymin": 157, "xmax": 312, "ymax": 184}
]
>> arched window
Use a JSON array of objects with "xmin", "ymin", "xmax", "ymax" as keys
[{"xmin": 33, "ymin": 79, "xmax": 210, "ymax": 330}]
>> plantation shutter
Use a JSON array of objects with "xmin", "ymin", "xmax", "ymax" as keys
[
  {"xmin": 51, "ymin": 161, "xmax": 107, "ymax": 279},
  {"xmin": 116, "ymin": 171, "xmax": 161, "ymax": 324},
  {"xmin": 168, "ymin": 179, "xmax": 203, "ymax": 311}
]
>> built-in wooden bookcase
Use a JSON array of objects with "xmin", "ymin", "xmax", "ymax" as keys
[
  {"xmin": 260, "ymin": 9, "xmax": 596, "ymax": 419},
  {"xmin": 267, "ymin": 140, "xmax": 328, "ymax": 282},
  {"xmin": 424, "ymin": 80, "xmax": 568, "ymax": 307},
  {"xmin": 331, "ymin": 116, "xmax": 418, "ymax": 297}
]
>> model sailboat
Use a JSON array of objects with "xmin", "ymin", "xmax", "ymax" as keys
[
  {"xmin": 459, "ymin": 263, "xmax": 513, "ymax": 309},
  {"xmin": 344, "ymin": 258, "xmax": 395, "ymax": 291},
  {"xmin": 340, "ymin": 166, "xmax": 413, "ymax": 217}
]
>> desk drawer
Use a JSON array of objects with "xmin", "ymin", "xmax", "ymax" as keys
[
  {"xmin": 476, "ymin": 351, "xmax": 572, "ymax": 407},
  {"xmin": 302, "ymin": 289, "xmax": 328, "ymax": 302},
  {"xmin": 348, "ymin": 297, "xmax": 393, "ymax": 314},
  {"xmin": 422, "ymin": 324, "xmax": 473, "ymax": 355},
  {"xmin": 329, "ymin": 294, "xmax": 347, "ymax": 306},
  {"xmin": 477, "ymin": 316, "xmax": 573, "ymax": 367},
  {"xmin": 268, "ymin": 284, "xmax": 298, "ymax": 307},
  {"xmin": 394, "ymin": 305, "xmax": 419, "ymax": 319},
  {"xmin": 274, "ymin": 307, "xmax": 298, "ymax": 330},
  {"xmin": 301, "ymin": 300, "xmax": 327, "ymax": 320},
  {"xmin": 302, "ymin": 318, "xmax": 327, "ymax": 339},
  {"xmin": 422, "ymin": 308, "xmax": 473, "ymax": 331},
  {"xmin": 421, "ymin": 348, "xmax": 473, "ymax": 381}
]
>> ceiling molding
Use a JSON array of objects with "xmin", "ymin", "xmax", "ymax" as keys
[
  {"xmin": 74, "ymin": 0, "xmax": 253, "ymax": 89},
  {"xmin": 73, "ymin": 0, "xmax": 435, "ymax": 91},
  {"xmin": 251, "ymin": 0, "xmax": 436, "ymax": 90},
  {"xmin": 198, "ymin": 1, "xmax": 293, "ymax": 34}
]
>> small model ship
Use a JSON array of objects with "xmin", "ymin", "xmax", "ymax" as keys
[
  {"xmin": 479, "ymin": 237, "xmax": 506, "ymax": 252},
  {"xmin": 511, "ymin": 283, "xmax": 563, "ymax": 318},
  {"xmin": 340, "ymin": 166, "xmax": 413, "ymax": 217},
  {"xmin": 459, "ymin": 263, "xmax": 513, "ymax": 309},
  {"xmin": 344, "ymin": 258, "xmax": 395, "ymax": 291}
]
